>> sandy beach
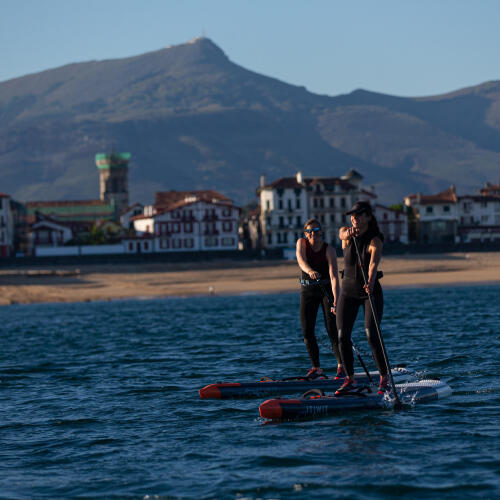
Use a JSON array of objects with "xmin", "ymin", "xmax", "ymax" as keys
[{"xmin": 1, "ymin": 252, "xmax": 499, "ymax": 306}]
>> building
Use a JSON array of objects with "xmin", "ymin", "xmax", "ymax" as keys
[
  {"xmin": 26, "ymin": 152, "xmax": 130, "ymax": 254},
  {"xmin": 458, "ymin": 194, "xmax": 500, "ymax": 243},
  {"xmin": 95, "ymin": 152, "xmax": 130, "ymax": 218},
  {"xmin": 374, "ymin": 204, "xmax": 409, "ymax": 244},
  {"xmin": 131, "ymin": 190, "xmax": 240, "ymax": 252},
  {"xmin": 257, "ymin": 170, "xmax": 378, "ymax": 249},
  {"xmin": 0, "ymin": 193, "xmax": 14, "ymax": 257},
  {"xmin": 121, "ymin": 203, "xmax": 144, "ymax": 231},
  {"xmin": 30, "ymin": 216, "xmax": 73, "ymax": 248},
  {"xmin": 404, "ymin": 184, "xmax": 500, "ymax": 243}
]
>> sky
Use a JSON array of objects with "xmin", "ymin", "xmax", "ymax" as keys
[{"xmin": 1, "ymin": 0, "xmax": 499, "ymax": 97}]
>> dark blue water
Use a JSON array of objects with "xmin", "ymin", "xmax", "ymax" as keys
[{"xmin": 1, "ymin": 286, "xmax": 499, "ymax": 499}]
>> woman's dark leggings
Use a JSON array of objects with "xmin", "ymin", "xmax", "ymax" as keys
[
  {"xmin": 336, "ymin": 284, "xmax": 386, "ymax": 377},
  {"xmin": 300, "ymin": 285, "xmax": 341, "ymax": 367}
]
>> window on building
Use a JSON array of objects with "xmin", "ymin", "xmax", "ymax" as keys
[
  {"xmin": 221, "ymin": 237, "xmax": 235, "ymax": 246},
  {"xmin": 384, "ymin": 213, "xmax": 388, "ymax": 220},
  {"xmin": 266, "ymin": 200, "xmax": 270, "ymax": 210},
  {"xmin": 267, "ymin": 233, "xmax": 272, "ymax": 245},
  {"xmin": 319, "ymin": 198, "xmax": 324, "ymax": 208},
  {"xmin": 330, "ymin": 198, "xmax": 335, "ymax": 208},
  {"xmin": 278, "ymin": 199, "xmax": 283, "ymax": 209},
  {"xmin": 296, "ymin": 198, "xmax": 301, "ymax": 209},
  {"xmin": 129, "ymin": 242, "xmax": 134, "ymax": 251},
  {"xmin": 144, "ymin": 241, "xmax": 149, "ymax": 250},
  {"xmin": 443, "ymin": 205, "xmax": 450, "ymax": 212},
  {"xmin": 341, "ymin": 198, "xmax": 346, "ymax": 208},
  {"xmin": 426, "ymin": 206, "xmax": 433, "ymax": 213},
  {"xmin": 160, "ymin": 238, "xmax": 169, "ymax": 249},
  {"xmin": 313, "ymin": 199, "xmax": 318, "ymax": 208},
  {"xmin": 184, "ymin": 238, "xmax": 194, "ymax": 248},
  {"xmin": 283, "ymin": 232, "xmax": 288, "ymax": 243},
  {"xmin": 279, "ymin": 216, "xmax": 284, "ymax": 227},
  {"xmin": 205, "ymin": 237, "xmax": 218, "ymax": 247},
  {"xmin": 320, "ymin": 215, "xmax": 325, "ymax": 224},
  {"xmin": 288, "ymin": 216, "xmax": 292, "ymax": 225},
  {"xmin": 222, "ymin": 207, "xmax": 231, "ymax": 217},
  {"xmin": 266, "ymin": 217, "xmax": 271, "ymax": 227},
  {"xmin": 287, "ymin": 199, "xmax": 292, "ymax": 210},
  {"xmin": 184, "ymin": 222, "xmax": 193, "ymax": 233},
  {"xmin": 173, "ymin": 239, "xmax": 182, "ymax": 249},
  {"xmin": 277, "ymin": 233, "xmax": 282, "ymax": 244},
  {"xmin": 222, "ymin": 221, "xmax": 232, "ymax": 232},
  {"xmin": 331, "ymin": 214, "xmax": 335, "ymax": 222},
  {"xmin": 296, "ymin": 216, "xmax": 301, "ymax": 227}
]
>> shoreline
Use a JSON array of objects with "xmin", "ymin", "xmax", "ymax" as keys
[{"xmin": 1, "ymin": 252, "xmax": 500, "ymax": 306}]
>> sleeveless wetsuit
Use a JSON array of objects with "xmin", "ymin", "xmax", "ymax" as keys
[
  {"xmin": 336, "ymin": 228, "xmax": 386, "ymax": 377},
  {"xmin": 299, "ymin": 239, "xmax": 341, "ymax": 367}
]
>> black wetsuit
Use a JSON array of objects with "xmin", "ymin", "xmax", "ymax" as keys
[
  {"xmin": 299, "ymin": 239, "xmax": 341, "ymax": 367},
  {"xmin": 337, "ymin": 228, "xmax": 386, "ymax": 377}
]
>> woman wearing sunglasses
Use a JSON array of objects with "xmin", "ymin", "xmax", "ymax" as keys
[
  {"xmin": 335, "ymin": 201, "xmax": 388, "ymax": 395},
  {"xmin": 296, "ymin": 219, "xmax": 342, "ymax": 379}
]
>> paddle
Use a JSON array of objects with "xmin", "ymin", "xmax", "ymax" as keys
[
  {"xmin": 352, "ymin": 236, "xmax": 402, "ymax": 408},
  {"xmin": 316, "ymin": 279, "xmax": 374, "ymax": 385}
]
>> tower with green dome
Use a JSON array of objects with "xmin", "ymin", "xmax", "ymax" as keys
[{"xmin": 95, "ymin": 152, "xmax": 130, "ymax": 218}]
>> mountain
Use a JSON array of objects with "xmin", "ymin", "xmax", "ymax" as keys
[{"xmin": 1, "ymin": 36, "xmax": 500, "ymax": 206}]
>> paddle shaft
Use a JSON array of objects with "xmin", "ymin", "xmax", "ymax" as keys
[
  {"xmin": 352, "ymin": 236, "xmax": 402, "ymax": 407},
  {"xmin": 316, "ymin": 280, "xmax": 374, "ymax": 385}
]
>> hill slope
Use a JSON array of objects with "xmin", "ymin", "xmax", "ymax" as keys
[{"xmin": 1, "ymin": 37, "xmax": 499, "ymax": 205}]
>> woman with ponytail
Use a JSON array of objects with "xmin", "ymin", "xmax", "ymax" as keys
[{"xmin": 335, "ymin": 201, "xmax": 388, "ymax": 395}]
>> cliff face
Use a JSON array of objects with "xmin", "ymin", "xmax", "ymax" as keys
[{"xmin": 1, "ymin": 37, "xmax": 499, "ymax": 204}]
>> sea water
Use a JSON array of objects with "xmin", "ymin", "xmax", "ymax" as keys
[{"xmin": 0, "ymin": 285, "xmax": 499, "ymax": 499}]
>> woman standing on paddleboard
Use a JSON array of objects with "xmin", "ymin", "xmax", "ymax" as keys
[
  {"xmin": 296, "ymin": 219, "xmax": 343, "ymax": 379},
  {"xmin": 335, "ymin": 201, "xmax": 388, "ymax": 395}
]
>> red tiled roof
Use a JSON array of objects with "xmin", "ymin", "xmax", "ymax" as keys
[
  {"xmin": 26, "ymin": 199, "xmax": 108, "ymax": 207},
  {"xmin": 480, "ymin": 183, "xmax": 500, "ymax": 195},
  {"xmin": 0, "ymin": 193, "xmax": 10, "ymax": 198},
  {"xmin": 154, "ymin": 190, "xmax": 231, "ymax": 209},
  {"xmin": 459, "ymin": 194, "xmax": 500, "ymax": 202},
  {"xmin": 266, "ymin": 177, "xmax": 304, "ymax": 189},
  {"xmin": 263, "ymin": 176, "xmax": 356, "ymax": 191},
  {"xmin": 418, "ymin": 186, "xmax": 457, "ymax": 205}
]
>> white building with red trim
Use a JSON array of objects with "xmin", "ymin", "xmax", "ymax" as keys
[
  {"xmin": 0, "ymin": 193, "xmax": 14, "ymax": 257},
  {"xmin": 374, "ymin": 204, "xmax": 408, "ymax": 244},
  {"xmin": 404, "ymin": 184, "xmax": 500, "ymax": 243},
  {"xmin": 257, "ymin": 169, "xmax": 380, "ymax": 248},
  {"xmin": 131, "ymin": 190, "xmax": 240, "ymax": 252},
  {"xmin": 30, "ymin": 217, "xmax": 73, "ymax": 248}
]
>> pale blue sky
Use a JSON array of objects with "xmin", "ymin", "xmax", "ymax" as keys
[{"xmin": 1, "ymin": 0, "xmax": 499, "ymax": 97}]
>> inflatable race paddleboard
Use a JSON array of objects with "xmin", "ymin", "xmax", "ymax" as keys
[
  {"xmin": 259, "ymin": 379, "xmax": 452, "ymax": 420},
  {"xmin": 199, "ymin": 367, "xmax": 414, "ymax": 399}
]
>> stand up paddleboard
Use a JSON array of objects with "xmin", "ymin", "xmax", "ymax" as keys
[
  {"xmin": 259, "ymin": 379, "xmax": 452, "ymax": 420},
  {"xmin": 199, "ymin": 366, "xmax": 414, "ymax": 399}
]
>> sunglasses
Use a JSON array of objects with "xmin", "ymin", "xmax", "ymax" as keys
[{"xmin": 304, "ymin": 227, "xmax": 321, "ymax": 234}]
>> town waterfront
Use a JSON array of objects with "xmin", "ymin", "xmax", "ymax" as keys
[{"xmin": 1, "ymin": 286, "xmax": 499, "ymax": 499}]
